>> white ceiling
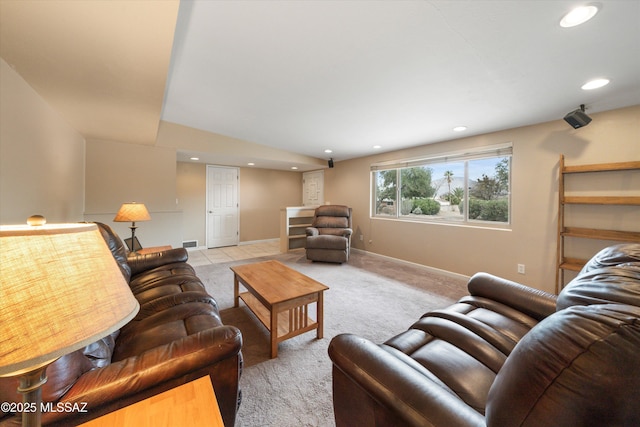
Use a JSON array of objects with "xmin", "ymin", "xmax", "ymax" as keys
[
  {"xmin": 2, "ymin": 1, "xmax": 639, "ymax": 170},
  {"xmin": 162, "ymin": 0, "xmax": 640, "ymax": 163}
]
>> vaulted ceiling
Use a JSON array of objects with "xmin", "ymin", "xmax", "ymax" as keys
[{"xmin": 2, "ymin": 1, "xmax": 639, "ymax": 171}]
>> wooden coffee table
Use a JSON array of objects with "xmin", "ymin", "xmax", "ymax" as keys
[{"xmin": 231, "ymin": 260, "xmax": 329, "ymax": 358}]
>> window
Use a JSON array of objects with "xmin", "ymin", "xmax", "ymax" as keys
[{"xmin": 372, "ymin": 145, "xmax": 512, "ymax": 225}]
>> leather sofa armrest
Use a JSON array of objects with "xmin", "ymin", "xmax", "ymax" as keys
[
  {"xmin": 127, "ymin": 248, "xmax": 189, "ymax": 277},
  {"xmin": 328, "ymin": 334, "xmax": 485, "ymax": 427},
  {"xmin": 306, "ymin": 227, "xmax": 319, "ymax": 237},
  {"xmin": 59, "ymin": 325, "xmax": 241, "ymax": 408},
  {"xmin": 343, "ymin": 228, "xmax": 353, "ymax": 238},
  {"xmin": 467, "ymin": 273, "xmax": 557, "ymax": 321}
]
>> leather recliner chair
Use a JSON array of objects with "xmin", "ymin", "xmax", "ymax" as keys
[
  {"xmin": 305, "ymin": 205, "xmax": 352, "ymax": 263},
  {"xmin": 329, "ymin": 243, "xmax": 640, "ymax": 426}
]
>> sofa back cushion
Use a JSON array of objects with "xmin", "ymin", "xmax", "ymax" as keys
[
  {"xmin": 558, "ymin": 244, "xmax": 640, "ymax": 311},
  {"xmin": 82, "ymin": 330, "xmax": 120, "ymax": 369},
  {"xmin": 579, "ymin": 243, "xmax": 640, "ymax": 274},
  {"xmin": 486, "ymin": 304, "xmax": 640, "ymax": 427},
  {"xmin": 557, "ymin": 265, "xmax": 640, "ymax": 310},
  {"xmin": 312, "ymin": 205, "xmax": 352, "ymax": 230},
  {"xmin": 95, "ymin": 222, "xmax": 131, "ymax": 283}
]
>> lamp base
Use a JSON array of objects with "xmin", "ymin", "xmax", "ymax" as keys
[
  {"xmin": 129, "ymin": 223, "xmax": 138, "ymax": 255},
  {"xmin": 16, "ymin": 360, "xmax": 53, "ymax": 427}
]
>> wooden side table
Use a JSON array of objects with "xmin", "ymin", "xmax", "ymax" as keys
[
  {"xmin": 78, "ymin": 376, "xmax": 224, "ymax": 427},
  {"xmin": 135, "ymin": 245, "xmax": 172, "ymax": 255}
]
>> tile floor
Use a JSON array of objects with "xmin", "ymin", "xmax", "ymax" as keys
[{"xmin": 186, "ymin": 240, "xmax": 281, "ymax": 267}]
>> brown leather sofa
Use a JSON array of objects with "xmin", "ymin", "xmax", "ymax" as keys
[
  {"xmin": 0, "ymin": 223, "xmax": 242, "ymax": 426},
  {"xmin": 305, "ymin": 205, "xmax": 353, "ymax": 263},
  {"xmin": 329, "ymin": 243, "xmax": 640, "ymax": 426}
]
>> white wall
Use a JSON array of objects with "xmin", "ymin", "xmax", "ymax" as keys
[
  {"xmin": 84, "ymin": 138, "xmax": 183, "ymax": 248},
  {"xmin": 176, "ymin": 161, "xmax": 207, "ymax": 247},
  {"xmin": 0, "ymin": 58, "xmax": 85, "ymax": 224}
]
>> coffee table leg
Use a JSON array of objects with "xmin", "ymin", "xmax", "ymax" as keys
[
  {"xmin": 317, "ymin": 291, "xmax": 324, "ymax": 339},
  {"xmin": 270, "ymin": 306, "xmax": 278, "ymax": 358},
  {"xmin": 233, "ymin": 274, "xmax": 239, "ymax": 308}
]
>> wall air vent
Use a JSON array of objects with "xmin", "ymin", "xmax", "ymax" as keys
[{"xmin": 182, "ymin": 240, "xmax": 198, "ymax": 249}]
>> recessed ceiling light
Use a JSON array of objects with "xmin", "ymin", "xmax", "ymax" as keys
[
  {"xmin": 373, "ymin": 145, "xmax": 382, "ymax": 150},
  {"xmin": 581, "ymin": 78, "xmax": 610, "ymax": 90},
  {"xmin": 291, "ymin": 166, "xmax": 298, "ymax": 170},
  {"xmin": 560, "ymin": 5, "xmax": 599, "ymax": 28},
  {"xmin": 453, "ymin": 126, "xmax": 467, "ymax": 132},
  {"xmin": 247, "ymin": 162, "xmax": 255, "ymax": 166},
  {"xmin": 324, "ymin": 149, "xmax": 333, "ymax": 154},
  {"xmin": 190, "ymin": 157, "xmax": 199, "ymax": 161}
]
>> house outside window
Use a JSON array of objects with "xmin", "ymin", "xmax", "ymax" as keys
[{"xmin": 372, "ymin": 144, "xmax": 512, "ymax": 226}]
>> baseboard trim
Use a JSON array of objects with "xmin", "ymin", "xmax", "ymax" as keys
[
  {"xmin": 187, "ymin": 246, "xmax": 208, "ymax": 251},
  {"xmin": 351, "ymin": 248, "xmax": 470, "ymax": 282},
  {"xmin": 239, "ymin": 238, "xmax": 279, "ymax": 246},
  {"xmin": 187, "ymin": 238, "xmax": 279, "ymax": 251}
]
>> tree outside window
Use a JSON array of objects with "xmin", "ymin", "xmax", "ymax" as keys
[
  {"xmin": 374, "ymin": 170, "xmax": 397, "ymax": 216},
  {"xmin": 466, "ymin": 157, "xmax": 510, "ymax": 222}
]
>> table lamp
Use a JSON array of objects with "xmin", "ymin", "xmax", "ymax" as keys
[
  {"xmin": 113, "ymin": 202, "xmax": 151, "ymax": 254},
  {"xmin": 0, "ymin": 217, "xmax": 140, "ymax": 427}
]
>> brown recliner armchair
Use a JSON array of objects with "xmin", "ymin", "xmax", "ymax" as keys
[
  {"xmin": 329, "ymin": 243, "xmax": 640, "ymax": 426},
  {"xmin": 305, "ymin": 205, "xmax": 352, "ymax": 263}
]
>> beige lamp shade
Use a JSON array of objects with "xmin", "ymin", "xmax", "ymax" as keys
[
  {"xmin": 0, "ymin": 222, "xmax": 140, "ymax": 377},
  {"xmin": 113, "ymin": 202, "xmax": 151, "ymax": 223}
]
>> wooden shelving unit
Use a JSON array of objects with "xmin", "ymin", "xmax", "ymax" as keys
[
  {"xmin": 280, "ymin": 206, "xmax": 317, "ymax": 252},
  {"xmin": 555, "ymin": 155, "xmax": 640, "ymax": 292}
]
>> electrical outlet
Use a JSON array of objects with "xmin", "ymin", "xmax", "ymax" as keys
[
  {"xmin": 359, "ymin": 234, "xmax": 364, "ymax": 241},
  {"xmin": 517, "ymin": 264, "xmax": 525, "ymax": 274}
]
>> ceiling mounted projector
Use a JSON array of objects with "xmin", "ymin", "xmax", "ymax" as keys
[{"xmin": 564, "ymin": 104, "xmax": 592, "ymax": 129}]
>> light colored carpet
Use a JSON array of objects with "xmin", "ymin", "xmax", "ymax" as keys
[{"xmin": 194, "ymin": 250, "xmax": 468, "ymax": 427}]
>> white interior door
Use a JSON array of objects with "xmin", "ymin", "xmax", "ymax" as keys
[
  {"xmin": 206, "ymin": 165, "xmax": 239, "ymax": 248},
  {"xmin": 303, "ymin": 170, "xmax": 324, "ymax": 206}
]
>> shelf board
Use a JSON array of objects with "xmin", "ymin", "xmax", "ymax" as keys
[
  {"xmin": 288, "ymin": 234, "xmax": 307, "ymax": 240},
  {"xmin": 561, "ymin": 227, "xmax": 640, "ymax": 242},
  {"xmin": 238, "ymin": 291, "xmax": 315, "ymax": 338},
  {"xmin": 560, "ymin": 257, "xmax": 587, "ymax": 272},
  {"xmin": 239, "ymin": 291, "xmax": 275, "ymax": 333},
  {"xmin": 563, "ymin": 160, "xmax": 640, "ymax": 174},
  {"xmin": 288, "ymin": 238, "xmax": 306, "ymax": 250},
  {"xmin": 563, "ymin": 196, "xmax": 640, "ymax": 205}
]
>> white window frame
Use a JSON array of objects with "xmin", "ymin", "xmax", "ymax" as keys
[{"xmin": 371, "ymin": 143, "xmax": 512, "ymax": 228}]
